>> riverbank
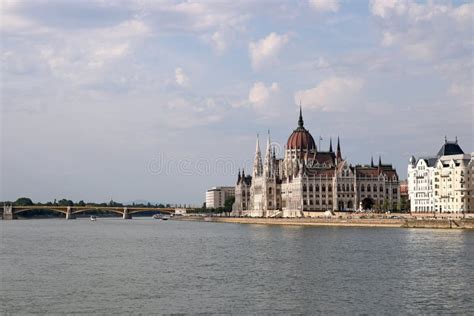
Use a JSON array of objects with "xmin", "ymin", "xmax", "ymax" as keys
[{"xmin": 176, "ymin": 216, "xmax": 474, "ymax": 229}]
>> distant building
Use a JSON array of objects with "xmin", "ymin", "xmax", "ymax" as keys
[
  {"xmin": 399, "ymin": 180, "xmax": 409, "ymax": 211},
  {"xmin": 205, "ymin": 186, "xmax": 235, "ymax": 209},
  {"xmin": 408, "ymin": 138, "xmax": 473, "ymax": 213},
  {"xmin": 233, "ymin": 108, "xmax": 400, "ymax": 217}
]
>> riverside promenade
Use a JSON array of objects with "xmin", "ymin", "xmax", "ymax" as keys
[{"xmin": 177, "ymin": 214, "xmax": 474, "ymax": 230}]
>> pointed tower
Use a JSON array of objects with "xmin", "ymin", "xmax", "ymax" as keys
[
  {"xmin": 329, "ymin": 137, "xmax": 333, "ymax": 152},
  {"xmin": 264, "ymin": 130, "xmax": 273, "ymax": 178},
  {"xmin": 378, "ymin": 155, "xmax": 382, "ymax": 167},
  {"xmin": 237, "ymin": 168, "xmax": 241, "ymax": 184},
  {"xmin": 336, "ymin": 136, "xmax": 342, "ymax": 162},
  {"xmin": 298, "ymin": 104, "xmax": 304, "ymax": 128},
  {"xmin": 371, "ymin": 156, "xmax": 374, "ymax": 168},
  {"xmin": 253, "ymin": 134, "xmax": 263, "ymax": 177}
]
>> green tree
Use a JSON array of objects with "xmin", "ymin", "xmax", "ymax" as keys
[
  {"xmin": 57, "ymin": 199, "xmax": 74, "ymax": 206},
  {"xmin": 362, "ymin": 198, "xmax": 374, "ymax": 210},
  {"xmin": 224, "ymin": 197, "xmax": 235, "ymax": 211},
  {"xmin": 14, "ymin": 197, "xmax": 34, "ymax": 206},
  {"xmin": 77, "ymin": 200, "xmax": 86, "ymax": 207}
]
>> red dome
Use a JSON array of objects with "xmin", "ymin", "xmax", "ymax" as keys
[
  {"xmin": 287, "ymin": 128, "xmax": 316, "ymax": 150},
  {"xmin": 286, "ymin": 107, "xmax": 316, "ymax": 150}
]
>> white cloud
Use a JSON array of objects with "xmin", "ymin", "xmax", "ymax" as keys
[
  {"xmin": 249, "ymin": 32, "xmax": 289, "ymax": 70},
  {"xmin": 210, "ymin": 31, "xmax": 227, "ymax": 53},
  {"xmin": 294, "ymin": 77, "xmax": 364, "ymax": 112},
  {"xmin": 249, "ymin": 82, "xmax": 279, "ymax": 107},
  {"xmin": 308, "ymin": 0, "xmax": 340, "ymax": 13},
  {"xmin": 370, "ymin": 0, "xmax": 407, "ymax": 18},
  {"xmin": 314, "ymin": 56, "xmax": 330, "ymax": 68},
  {"xmin": 381, "ymin": 31, "xmax": 396, "ymax": 47},
  {"xmin": 32, "ymin": 19, "xmax": 149, "ymax": 84},
  {"xmin": 175, "ymin": 67, "xmax": 189, "ymax": 87},
  {"xmin": 370, "ymin": 0, "xmax": 473, "ymax": 67},
  {"xmin": 448, "ymin": 83, "xmax": 472, "ymax": 100}
]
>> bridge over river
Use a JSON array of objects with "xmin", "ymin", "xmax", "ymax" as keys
[{"xmin": 2, "ymin": 205, "xmax": 193, "ymax": 220}]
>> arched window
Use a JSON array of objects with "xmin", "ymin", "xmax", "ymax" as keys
[
  {"xmin": 361, "ymin": 184, "xmax": 365, "ymax": 192},
  {"xmin": 316, "ymin": 184, "xmax": 320, "ymax": 192},
  {"xmin": 322, "ymin": 184, "xmax": 326, "ymax": 191},
  {"xmin": 380, "ymin": 186, "xmax": 384, "ymax": 192},
  {"xmin": 373, "ymin": 185, "xmax": 377, "ymax": 192},
  {"xmin": 303, "ymin": 184, "xmax": 307, "ymax": 192},
  {"xmin": 309, "ymin": 184, "xmax": 313, "ymax": 191},
  {"xmin": 337, "ymin": 184, "xmax": 341, "ymax": 192},
  {"xmin": 367, "ymin": 185, "xmax": 371, "ymax": 192},
  {"xmin": 328, "ymin": 184, "xmax": 332, "ymax": 191},
  {"xmin": 346, "ymin": 184, "xmax": 350, "ymax": 191}
]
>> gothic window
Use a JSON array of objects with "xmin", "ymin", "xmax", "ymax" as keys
[
  {"xmin": 322, "ymin": 184, "xmax": 326, "ymax": 191},
  {"xmin": 269, "ymin": 187, "xmax": 272, "ymax": 194},
  {"xmin": 373, "ymin": 185, "xmax": 377, "ymax": 192},
  {"xmin": 351, "ymin": 184, "xmax": 354, "ymax": 191},
  {"xmin": 367, "ymin": 185, "xmax": 371, "ymax": 192},
  {"xmin": 346, "ymin": 184, "xmax": 350, "ymax": 191},
  {"xmin": 380, "ymin": 186, "xmax": 383, "ymax": 192},
  {"xmin": 361, "ymin": 184, "xmax": 365, "ymax": 192},
  {"xmin": 303, "ymin": 185, "xmax": 307, "ymax": 192},
  {"xmin": 316, "ymin": 184, "xmax": 320, "ymax": 192},
  {"xmin": 309, "ymin": 184, "xmax": 313, "ymax": 191},
  {"xmin": 337, "ymin": 184, "xmax": 341, "ymax": 192},
  {"xmin": 328, "ymin": 184, "xmax": 332, "ymax": 191}
]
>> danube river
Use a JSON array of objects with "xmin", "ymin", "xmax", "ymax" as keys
[{"xmin": 1, "ymin": 219, "xmax": 473, "ymax": 314}]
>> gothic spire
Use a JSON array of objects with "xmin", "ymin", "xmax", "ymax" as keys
[
  {"xmin": 253, "ymin": 134, "xmax": 263, "ymax": 177},
  {"xmin": 298, "ymin": 103, "xmax": 304, "ymax": 128},
  {"xmin": 371, "ymin": 156, "xmax": 374, "ymax": 167},
  {"xmin": 378, "ymin": 155, "xmax": 382, "ymax": 167},
  {"xmin": 329, "ymin": 137, "xmax": 333, "ymax": 152},
  {"xmin": 264, "ymin": 130, "xmax": 273, "ymax": 178},
  {"xmin": 336, "ymin": 136, "xmax": 342, "ymax": 161}
]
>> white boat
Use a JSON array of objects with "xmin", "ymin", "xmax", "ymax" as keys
[
  {"xmin": 152, "ymin": 214, "xmax": 162, "ymax": 219},
  {"xmin": 90, "ymin": 215, "xmax": 97, "ymax": 221},
  {"xmin": 161, "ymin": 215, "xmax": 170, "ymax": 221}
]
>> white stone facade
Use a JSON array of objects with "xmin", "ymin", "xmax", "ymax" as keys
[
  {"xmin": 233, "ymin": 110, "xmax": 400, "ymax": 217},
  {"xmin": 408, "ymin": 139, "xmax": 473, "ymax": 213}
]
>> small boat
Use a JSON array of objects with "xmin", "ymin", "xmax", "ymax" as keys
[
  {"xmin": 161, "ymin": 215, "xmax": 170, "ymax": 221},
  {"xmin": 152, "ymin": 214, "xmax": 162, "ymax": 219},
  {"xmin": 90, "ymin": 215, "xmax": 97, "ymax": 221}
]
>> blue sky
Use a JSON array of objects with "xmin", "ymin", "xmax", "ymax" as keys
[{"xmin": 1, "ymin": 0, "xmax": 472, "ymax": 205}]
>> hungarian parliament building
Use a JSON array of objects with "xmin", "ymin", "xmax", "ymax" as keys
[{"xmin": 232, "ymin": 108, "xmax": 400, "ymax": 217}]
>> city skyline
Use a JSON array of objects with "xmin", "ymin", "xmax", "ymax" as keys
[{"xmin": 2, "ymin": 1, "xmax": 473, "ymax": 204}]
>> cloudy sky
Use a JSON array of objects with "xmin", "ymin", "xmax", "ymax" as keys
[{"xmin": 1, "ymin": 0, "xmax": 472, "ymax": 205}]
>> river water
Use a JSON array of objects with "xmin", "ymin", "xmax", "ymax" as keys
[{"xmin": 1, "ymin": 219, "xmax": 473, "ymax": 314}]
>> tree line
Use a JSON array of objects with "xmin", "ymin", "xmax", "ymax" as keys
[{"xmin": 1, "ymin": 197, "xmax": 191, "ymax": 208}]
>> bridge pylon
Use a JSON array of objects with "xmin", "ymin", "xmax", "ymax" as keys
[
  {"xmin": 3, "ymin": 204, "xmax": 16, "ymax": 220},
  {"xmin": 65, "ymin": 206, "xmax": 76, "ymax": 220},
  {"xmin": 123, "ymin": 207, "xmax": 132, "ymax": 219}
]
